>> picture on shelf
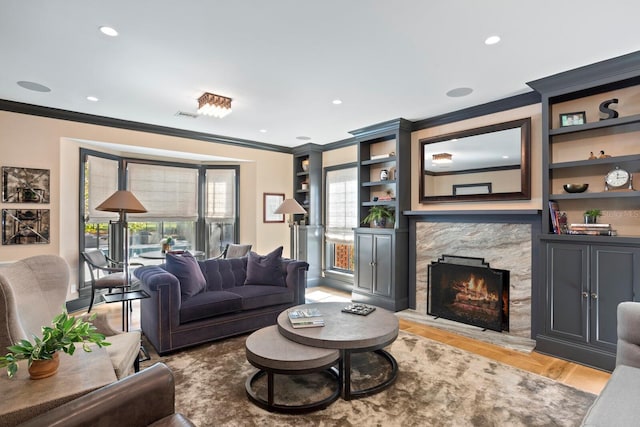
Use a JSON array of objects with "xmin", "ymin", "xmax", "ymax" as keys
[{"xmin": 559, "ymin": 111, "xmax": 586, "ymax": 127}]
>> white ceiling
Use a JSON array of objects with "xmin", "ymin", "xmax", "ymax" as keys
[{"xmin": 2, "ymin": 1, "xmax": 639, "ymax": 149}]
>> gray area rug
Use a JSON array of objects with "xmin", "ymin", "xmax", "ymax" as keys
[{"xmin": 141, "ymin": 331, "xmax": 595, "ymax": 426}]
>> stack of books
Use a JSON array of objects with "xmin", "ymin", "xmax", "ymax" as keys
[
  {"xmin": 287, "ymin": 308, "xmax": 325, "ymax": 328},
  {"xmin": 568, "ymin": 223, "xmax": 617, "ymax": 236}
]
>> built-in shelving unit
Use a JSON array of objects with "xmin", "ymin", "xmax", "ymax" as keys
[
  {"xmin": 291, "ymin": 145, "xmax": 323, "ymax": 286},
  {"xmin": 350, "ymin": 119, "xmax": 411, "ymax": 312},
  {"xmin": 528, "ymin": 52, "xmax": 640, "ymax": 371}
]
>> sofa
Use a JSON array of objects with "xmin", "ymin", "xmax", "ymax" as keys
[
  {"xmin": 134, "ymin": 247, "xmax": 308, "ymax": 355},
  {"xmin": 19, "ymin": 363, "xmax": 194, "ymax": 427},
  {"xmin": 581, "ymin": 301, "xmax": 640, "ymax": 426}
]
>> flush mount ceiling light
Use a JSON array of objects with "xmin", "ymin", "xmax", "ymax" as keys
[
  {"xmin": 99, "ymin": 26, "xmax": 119, "ymax": 37},
  {"xmin": 197, "ymin": 92, "xmax": 232, "ymax": 118},
  {"xmin": 432, "ymin": 153, "xmax": 453, "ymax": 164}
]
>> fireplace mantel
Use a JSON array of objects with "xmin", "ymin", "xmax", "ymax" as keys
[
  {"xmin": 404, "ymin": 209, "xmax": 541, "ymax": 217},
  {"xmin": 407, "ymin": 210, "xmax": 541, "ymax": 341}
]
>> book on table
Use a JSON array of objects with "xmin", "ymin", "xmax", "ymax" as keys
[{"xmin": 288, "ymin": 308, "xmax": 324, "ymax": 328}]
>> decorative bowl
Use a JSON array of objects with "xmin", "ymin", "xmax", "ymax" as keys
[{"xmin": 563, "ymin": 183, "xmax": 589, "ymax": 193}]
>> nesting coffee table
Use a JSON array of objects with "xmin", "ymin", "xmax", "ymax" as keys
[{"xmin": 245, "ymin": 302, "xmax": 399, "ymax": 412}]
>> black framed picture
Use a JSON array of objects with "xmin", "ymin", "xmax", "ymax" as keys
[
  {"xmin": 559, "ymin": 111, "xmax": 586, "ymax": 127},
  {"xmin": 263, "ymin": 193, "xmax": 285, "ymax": 223},
  {"xmin": 2, "ymin": 209, "xmax": 50, "ymax": 245},
  {"xmin": 2, "ymin": 166, "xmax": 50, "ymax": 203}
]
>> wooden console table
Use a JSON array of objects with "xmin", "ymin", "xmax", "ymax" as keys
[{"xmin": 0, "ymin": 348, "xmax": 116, "ymax": 426}]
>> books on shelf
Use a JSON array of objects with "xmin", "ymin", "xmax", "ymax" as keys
[
  {"xmin": 568, "ymin": 223, "xmax": 616, "ymax": 236},
  {"xmin": 548, "ymin": 201, "xmax": 561, "ymax": 234},
  {"xmin": 288, "ymin": 308, "xmax": 324, "ymax": 328}
]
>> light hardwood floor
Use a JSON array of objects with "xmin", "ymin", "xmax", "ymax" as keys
[{"xmin": 86, "ymin": 286, "xmax": 610, "ymax": 395}]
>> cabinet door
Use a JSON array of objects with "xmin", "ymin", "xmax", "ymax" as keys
[
  {"xmin": 355, "ymin": 233, "xmax": 373, "ymax": 292},
  {"xmin": 546, "ymin": 243, "xmax": 589, "ymax": 343},
  {"xmin": 372, "ymin": 233, "xmax": 393, "ymax": 297},
  {"xmin": 590, "ymin": 245, "xmax": 640, "ymax": 351}
]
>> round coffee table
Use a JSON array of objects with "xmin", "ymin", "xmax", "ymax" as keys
[
  {"xmin": 277, "ymin": 302, "xmax": 399, "ymax": 400},
  {"xmin": 245, "ymin": 325, "xmax": 340, "ymax": 413}
]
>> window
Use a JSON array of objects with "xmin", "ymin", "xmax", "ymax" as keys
[
  {"xmin": 80, "ymin": 150, "xmax": 239, "ymax": 284},
  {"xmin": 325, "ymin": 165, "xmax": 357, "ymax": 274}
]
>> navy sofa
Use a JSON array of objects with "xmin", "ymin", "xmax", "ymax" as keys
[{"xmin": 134, "ymin": 253, "xmax": 308, "ymax": 355}]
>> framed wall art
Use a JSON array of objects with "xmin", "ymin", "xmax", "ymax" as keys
[
  {"xmin": 263, "ymin": 193, "xmax": 284, "ymax": 223},
  {"xmin": 2, "ymin": 166, "xmax": 50, "ymax": 203},
  {"xmin": 2, "ymin": 209, "xmax": 50, "ymax": 245}
]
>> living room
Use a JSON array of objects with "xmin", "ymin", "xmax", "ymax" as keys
[{"xmin": 2, "ymin": 2, "xmax": 640, "ymax": 426}]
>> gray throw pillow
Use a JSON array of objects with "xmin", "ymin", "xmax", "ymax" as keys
[
  {"xmin": 165, "ymin": 253, "xmax": 207, "ymax": 298},
  {"xmin": 244, "ymin": 246, "xmax": 285, "ymax": 287}
]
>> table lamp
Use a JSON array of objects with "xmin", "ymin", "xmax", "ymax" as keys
[{"xmin": 274, "ymin": 198, "xmax": 307, "ymax": 259}]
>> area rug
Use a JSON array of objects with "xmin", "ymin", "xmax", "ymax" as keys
[{"xmin": 141, "ymin": 331, "xmax": 595, "ymax": 426}]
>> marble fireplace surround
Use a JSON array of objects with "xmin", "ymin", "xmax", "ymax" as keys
[{"xmin": 404, "ymin": 210, "xmax": 541, "ymax": 351}]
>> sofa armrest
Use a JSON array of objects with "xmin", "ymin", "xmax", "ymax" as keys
[
  {"xmin": 617, "ymin": 301, "xmax": 640, "ymax": 368},
  {"xmin": 283, "ymin": 259, "xmax": 309, "ymax": 305},
  {"xmin": 19, "ymin": 363, "xmax": 194, "ymax": 427}
]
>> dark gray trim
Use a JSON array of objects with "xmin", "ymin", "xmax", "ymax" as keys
[
  {"xmin": 412, "ymin": 92, "xmax": 540, "ymax": 131},
  {"xmin": 350, "ymin": 118, "xmax": 412, "ymax": 139},
  {"xmin": 0, "ymin": 99, "xmax": 291, "ymax": 154},
  {"xmin": 527, "ymin": 50, "xmax": 640, "ymax": 97},
  {"xmin": 292, "ymin": 143, "xmax": 323, "ymax": 155},
  {"xmin": 322, "ymin": 137, "xmax": 357, "ymax": 151}
]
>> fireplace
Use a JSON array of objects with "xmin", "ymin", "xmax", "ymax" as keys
[{"xmin": 428, "ymin": 255, "xmax": 509, "ymax": 332}]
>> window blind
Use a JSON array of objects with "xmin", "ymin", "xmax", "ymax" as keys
[
  {"xmin": 205, "ymin": 169, "xmax": 236, "ymax": 220},
  {"xmin": 87, "ymin": 156, "xmax": 119, "ymax": 222},
  {"xmin": 325, "ymin": 167, "xmax": 357, "ymax": 244},
  {"xmin": 127, "ymin": 163, "xmax": 198, "ymax": 221}
]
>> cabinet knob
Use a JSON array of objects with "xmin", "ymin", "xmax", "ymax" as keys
[
  {"xmin": 582, "ymin": 291, "xmax": 589, "ymax": 298},
  {"xmin": 591, "ymin": 292, "xmax": 598, "ymax": 299}
]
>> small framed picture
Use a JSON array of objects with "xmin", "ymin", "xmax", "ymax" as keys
[
  {"xmin": 263, "ymin": 193, "xmax": 285, "ymax": 223},
  {"xmin": 559, "ymin": 111, "xmax": 586, "ymax": 127}
]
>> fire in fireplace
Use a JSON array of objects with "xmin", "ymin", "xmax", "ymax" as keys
[{"xmin": 428, "ymin": 255, "xmax": 509, "ymax": 332}]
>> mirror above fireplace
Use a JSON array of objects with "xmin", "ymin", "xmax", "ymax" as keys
[{"xmin": 419, "ymin": 117, "xmax": 531, "ymax": 203}]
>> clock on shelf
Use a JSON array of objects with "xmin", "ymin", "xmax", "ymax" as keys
[{"xmin": 604, "ymin": 166, "xmax": 634, "ymax": 191}]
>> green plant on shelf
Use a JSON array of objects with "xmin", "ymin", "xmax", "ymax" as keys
[{"xmin": 362, "ymin": 206, "xmax": 395, "ymax": 228}]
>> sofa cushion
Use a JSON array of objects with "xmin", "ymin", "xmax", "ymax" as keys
[
  {"xmin": 165, "ymin": 253, "xmax": 206, "ymax": 299},
  {"xmin": 228, "ymin": 285, "xmax": 294, "ymax": 310},
  {"xmin": 199, "ymin": 257, "xmax": 247, "ymax": 291},
  {"xmin": 179, "ymin": 291, "xmax": 243, "ymax": 323},
  {"xmin": 244, "ymin": 246, "xmax": 285, "ymax": 287}
]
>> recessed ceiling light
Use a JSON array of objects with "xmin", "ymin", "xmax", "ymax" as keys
[
  {"xmin": 446, "ymin": 87, "xmax": 473, "ymax": 97},
  {"xmin": 485, "ymin": 35, "xmax": 501, "ymax": 45},
  {"xmin": 502, "ymin": 155, "xmax": 509, "ymax": 159},
  {"xmin": 99, "ymin": 26, "xmax": 118, "ymax": 37},
  {"xmin": 332, "ymin": 99, "xmax": 342, "ymax": 105},
  {"xmin": 296, "ymin": 136, "xmax": 311, "ymax": 141},
  {"xmin": 16, "ymin": 81, "xmax": 51, "ymax": 92},
  {"xmin": 86, "ymin": 96, "xmax": 99, "ymax": 102},
  {"xmin": 259, "ymin": 129, "xmax": 267, "ymax": 133}
]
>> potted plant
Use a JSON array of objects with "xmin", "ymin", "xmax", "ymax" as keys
[
  {"xmin": 161, "ymin": 236, "xmax": 174, "ymax": 253},
  {"xmin": 0, "ymin": 310, "xmax": 110, "ymax": 379},
  {"xmin": 362, "ymin": 206, "xmax": 395, "ymax": 228},
  {"xmin": 584, "ymin": 208, "xmax": 602, "ymax": 224}
]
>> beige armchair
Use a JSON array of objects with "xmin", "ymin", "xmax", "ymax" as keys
[{"xmin": 0, "ymin": 254, "xmax": 140, "ymax": 379}]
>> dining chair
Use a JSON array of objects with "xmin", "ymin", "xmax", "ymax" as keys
[
  {"xmin": 81, "ymin": 249, "xmax": 142, "ymax": 313},
  {"xmin": 215, "ymin": 243, "xmax": 252, "ymax": 259}
]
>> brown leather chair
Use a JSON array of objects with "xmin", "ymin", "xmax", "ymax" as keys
[{"xmin": 18, "ymin": 363, "xmax": 194, "ymax": 427}]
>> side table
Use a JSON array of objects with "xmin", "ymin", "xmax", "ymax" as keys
[{"xmin": 0, "ymin": 348, "xmax": 116, "ymax": 426}]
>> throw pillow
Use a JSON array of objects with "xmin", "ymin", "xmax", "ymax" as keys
[
  {"xmin": 244, "ymin": 246, "xmax": 285, "ymax": 287},
  {"xmin": 165, "ymin": 253, "xmax": 207, "ymax": 298}
]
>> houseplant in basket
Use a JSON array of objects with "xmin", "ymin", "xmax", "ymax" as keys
[
  {"xmin": 0, "ymin": 310, "xmax": 110, "ymax": 379},
  {"xmin": 362, "ymin": 206, "xmax": 395, "ymax": 228}
]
